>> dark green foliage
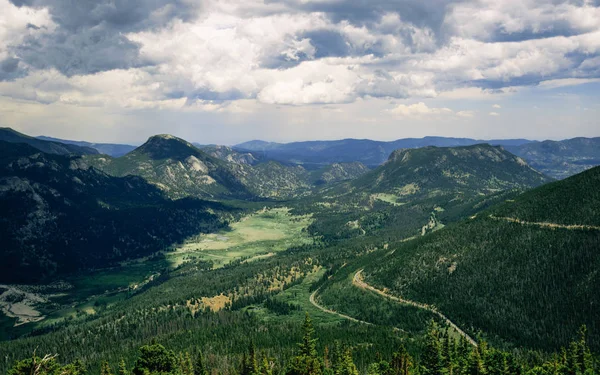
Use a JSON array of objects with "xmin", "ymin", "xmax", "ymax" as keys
[
  {"xmin": 4, "ymin": 319, "xmax": 598, "ymax": 375},
  {"xmin": 285, "ymin": 314, "xmax": 322, "ymax": 375},
  {"xmin": 194, "ymin": 353, "xmax": 208, "ymax": 375},
  {"xmin": 7, "ymin": 355, "xmax": 62, "ymax": 375},
  {"xmin": 421, "ymin": 322, "xmax": 444, "ymax": 375},
  {"xmin": 366, "ymin": 168, "xmax": 600, "ymax": 350},
  {"xmin": 491, "ymin": 166, "xmax": 600, "ymax": 226},
  {"xmin": 132, "ymin": 343, "xmax": 178, "ymax": 375}
]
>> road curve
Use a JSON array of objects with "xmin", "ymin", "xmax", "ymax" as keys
[
  {"xmin": 353, "ymin": 269, "xmax": 477, "ymax": 346},
  {"xmin": 309, "ymin": 287, "xmax": 374, "ymax": 326}
]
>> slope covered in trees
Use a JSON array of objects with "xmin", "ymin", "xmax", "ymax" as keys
[
  {"xmin": 364, "ymin": 166, "xmax": 600, "ymax": 351},
  {"xmin": 0, "ymin": 142, "xmax": 238, "ymax": 282},
  {"xmin": 5, "ymin": 315, "xmax": 597, "ymax": 375},
  {"xmin": 0, "ymin": 128, "xmax": 98, "ymax": 156}
]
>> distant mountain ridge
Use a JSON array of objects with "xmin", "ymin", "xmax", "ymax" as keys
[
  {"xmin": 236, "ymin": 136, "xmax": 600, "ymax": 179},
  {"xmin": 235, "ymin": 136, "xmax": 536, "ymax": 166},
  {"xmin": 37, "ymin": 135, "xmax": 137, "ymax": 157},
  {"xmin": 506, "ymin": 137, "xmax": 600, "ymax": 179},
  {"xmin": 0, "ymin": 128, "xmax": 99, "ymax": 155},
  {"xmin": 85, "ymin": 134, "xmax": 253, "ymax": 199}
]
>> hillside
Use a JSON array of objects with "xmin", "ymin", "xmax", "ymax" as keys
[
  {"xmin": 507, "ymin": 137, "xmax": 600, "ymax": 179},
  {"xmin": 86, "ymin": 135, "xmax": 252, "ymax": 199},
  {"xmin": 293, "ymin": 144, "xmax": 550, "ymax": 243},
  {"xmin": 37, "ymin": 136, "xmax": 137, "ymax": 157},
  {"xmin": 363, "ymin": 166, "xmax": 600, "ymax": 350},
  {"xmin": 0, "ymin": 141, "xmax": 236, "ymax": 283},
  {"xmin": 0, "ymin": 128, "xmax": 98, "ymax": 155},
  {"xmin": 350, "ymin": 144, "xmax": 550, "ymax": 197}
]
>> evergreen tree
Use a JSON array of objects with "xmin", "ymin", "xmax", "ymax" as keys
[
  {"xmin": 242, "ymin": 342, "xmax": 259, "ymax": 375},
  {"xmin": 421, "ymin": 321, "xmax": 444, "ymax": 375},
  {"xmin": 8, "ymin": 355, "xmax": 61, "ymax": 375},
  {"xmin": 101, "ymin": 361, "xmax": 113, "ymax": 375},
  {"xmin": 194, "ymin": 352, "xmax": 209, "ymax": 375},
  {"xmin": 337, "ymin": 347, "xmax": 358, "ymax": 375},
  {"xmin": 299, "ymin": 313, "xmax": 318, "ymax": 358},
  {"xmin": 390, "ymin": 345, "xmax": 412, "ymax": 375},
  {"xmin": 132, "ymin": 343, "xmax": 178, "ymax": 375},
  {"xmin": 285, "ymin": 313, "xmax": 322, "ymax": 375},
  {"xmin": 118, "ymin": 360, "xmax": 128, "ymax": 375},
  {"xmin": 467, "ymin": 349, "xmax": 485, "ymax": 375}
]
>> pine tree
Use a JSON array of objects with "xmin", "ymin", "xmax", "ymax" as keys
[
  {"xmin": 117, "ymin": 360, "xmax": 128, "ymax": 375},
  {"xmin": 299, "ymin": 313, "xmax": 318, "ymax": 358},
  {"xmin": 261, "ymin": 357, "xmax": 273, "ymax": 375},
  {"xmin": 285, "ymin": 313, "xmax": 322, "ymax": 375},
  {"xmin": 391, "ymin": 345, "xmax": 412, "ymax": 375},
  {"xmin": 242, "ymin": 342, "xmax": 259, "ymax": 375},
  {"xmin": 421, "ymin": 321, "xmax": 444, "ymax": 375},
  {"xmin": 195, "ymin": 352, "xmax": 209, "ymax": 375},
  {"xmin": 337, "ymin": 347, "xmax": 358, "ymax": 375},
  {"xmin": 101, "ymin": 361, "xmax": 113, "ymax": 375},
  {"xmin": 467, "ymin": 349, "xmax": 485, "ymax": 375}
]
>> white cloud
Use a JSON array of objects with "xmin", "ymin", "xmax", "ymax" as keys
[
  {"xmin": 387, "ymin": 102, "xmax": 452, "ymax": 118},
  {"xmin": 489, "ymin": 112, "xmax": 500, "ymax": 116},
  {"xmin": 492, "ymin": 104, "xmax": 501, "ymax": 108},
  {"xmin": 456, "ymin": 110, "xmax": 476, "ymax": 118}
]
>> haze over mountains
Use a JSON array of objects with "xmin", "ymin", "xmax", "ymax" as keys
[{"xmin": 7, "ymin": 127, "xmax": 596, "ymax": 180}]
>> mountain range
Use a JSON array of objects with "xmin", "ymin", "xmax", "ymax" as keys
[{"xmin": 8, "ymin": 128, "xmax": 598, "ymax": 180}]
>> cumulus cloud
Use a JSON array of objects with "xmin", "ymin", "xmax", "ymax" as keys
[
  {"xmin": 387, "ymin": 102, "xmax": 452, "ymax": 118},
  {"xmin": 489, "ymin": 112, "xmax": 500, "ymax": 116},
  {"xmin": 0, "ymin": 0, "xmax": 599, "ymax": 111},
  {"xmin": 492, "ymin": 104, "xmax": 501, "ymax": 108},
  {"xmin": 456, "ymin": 110, "xmax": 476, "ymax": 117}
]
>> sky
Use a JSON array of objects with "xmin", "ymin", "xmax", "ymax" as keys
[{"xmin": 0, "ymin": 0, "xmax": 599, "ymax": 145}]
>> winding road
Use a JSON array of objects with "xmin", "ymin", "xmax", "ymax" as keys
[
  {"xmin": 352, "ymin": 269, "xmax": 477, "ymax": 346},
  {"xmin": 309, "ymin": 287, "xmax": 373, "ymax": 326},
  {"xmin": 488, "ymin": 215, "xmax": 600, "ymax": 231}
]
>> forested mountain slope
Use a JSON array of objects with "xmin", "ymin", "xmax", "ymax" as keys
[
  {"xmin": 364, "ymin": 166, "xmax": 600, "ymax": 351},
  {"xmin": 292, "ymin": 144, "xmax": 550, "ymax": 244},
  {"xmin": 37, "ymin": 136, "xmax": 136, "ymax": 157},
  {"xmin": 0, "ymin": 128, "xmax": 98, "ymax": 155},
  {"xmin": 0, "ymin": 142, "xmax": 236, "ymax": 283},
  {"xmin": 349, "ymin": 144, "xmax": 550, "ymax": 196},
  {"xmin": 85, "ymin": 135, "xmax": 253, "ymax": 199}
]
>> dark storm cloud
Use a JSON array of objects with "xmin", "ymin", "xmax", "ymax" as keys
[{"xmin": 7, "ymin": 0, "xmax": 203, "ymax": 76}]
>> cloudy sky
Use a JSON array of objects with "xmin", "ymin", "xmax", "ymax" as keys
[{"xmin": 1, "ymin": 0, "xmax": 599, "ymax": 144}]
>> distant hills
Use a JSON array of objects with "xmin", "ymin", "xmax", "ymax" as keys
[
  {"xmin": 235, "ymin": 137, "xmax": 536, "ymax": 166},
  {"xmin": 236, "ymin": 137, "xmax": 600, "ymax": 179},
  {"xmin": 506, "ymin": 137, "xmax": 600, "ymax": 179},
  {"xmin": 4, "ymin": 127, "xmax": 597, "ymax": 179},
  {"xmin": 37, "ymin": 135, "xmax": 137, "ymax": 157},
  {"xmin": 364, "ymin": 165, "xmax": 600, "ymax": 350},
  {"xmin": 0, "ymin": 128, "xmax": 99, "ymax": 155}
]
